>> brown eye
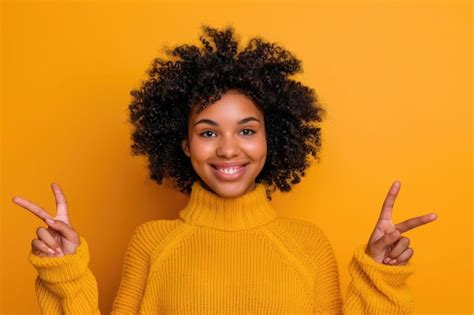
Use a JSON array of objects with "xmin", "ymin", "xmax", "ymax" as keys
[
  {"xmin": 199, "ymin": 130, "xmax": 216, "ymax": 138},
  {"xmin": 241, "ymin": 129, "xmax": 256, "ymax": 136}
]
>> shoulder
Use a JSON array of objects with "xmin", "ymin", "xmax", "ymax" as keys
[
  {"xmin": 269, "ymin": 217, "xmax": 335, "ymax": 254},
  {"xmin": 271, "ymin": 216, "xmax": 330, "ymax": 240},
  {"xmin": 136, "ymin": 218, "xmax": 183, "ymax": 232},
  {"xmin": 129, "ymin": 219, "xmax": 184, "ymax": 250}
]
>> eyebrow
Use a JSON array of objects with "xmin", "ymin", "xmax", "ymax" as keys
[{"xmin": 193, "ymin": 116, "xmax": 261, "ymax": 127}]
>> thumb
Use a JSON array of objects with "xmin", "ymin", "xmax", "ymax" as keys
[
  {"xmin": 45, "ymin": 218, "xmax": 80, "ymax": 244},
  {"xmin": 371, "ymin": 229, "xmax": 400, "ymax": 253}
]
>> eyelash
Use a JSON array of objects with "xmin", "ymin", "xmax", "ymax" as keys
[{"xmin": 199, "ymin": 129, "xmax": 256, "ymax": 138}]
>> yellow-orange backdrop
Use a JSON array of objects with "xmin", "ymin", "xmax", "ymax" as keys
[{"xmin": 1, "ymin": 1, "xmax": 472, "ymax": 314}]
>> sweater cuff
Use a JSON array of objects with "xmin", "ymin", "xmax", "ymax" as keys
[
  {"xmin": 352, "ymin": 243, "xmax": 415, "ymax": 284},
  {"xmin": 27, "ymin": 236, "xmax": 90, "ymax": 283}
]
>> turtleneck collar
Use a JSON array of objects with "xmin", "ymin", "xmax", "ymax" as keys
[{"xmin": 178, "ymin": 181, "xmax": 278, "ymax": 231}]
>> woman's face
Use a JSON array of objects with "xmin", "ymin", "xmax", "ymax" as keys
[{"xmin": 181, "ymin": 89, "xmax": 267, "ymax": 198}]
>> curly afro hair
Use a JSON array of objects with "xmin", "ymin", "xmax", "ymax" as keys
[{"xmin": 128, "ymin": 24, "xmax": 327, "ymax": 200}]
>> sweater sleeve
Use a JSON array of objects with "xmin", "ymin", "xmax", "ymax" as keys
[
  {"xmin": 312, "ymin": 230, "xmax": 344, "ymax": 314},
  {"xmin": 110, "ymin": 224, "xmax": 151, "ymax": 314},
  {"xmin": 343, "ymin": 243, "xmax": 416, "ymax": 314},
  {"xmin": 312, "ymin": 230, "xmax": 415, "ymax": 314},
  {"xmin": 27, "ymin": 236, "xmax": 100, "ymax": 315}
]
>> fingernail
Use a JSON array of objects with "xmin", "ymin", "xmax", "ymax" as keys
[
  {"xmin": 47, "ymin": 248, "xmax": 55, "ymax": 254},
  {"xmin": 56, "ymin": 247, "xmax": 63, "ymax": 254},
  {"xmin": 389, "ymin": 259, "xmax": 397, "ymax": 264},
  {"xmin": 384, "ymin": 257, "xmax": 390, "ymax": 263},
  {"xmin": 45, "ymin": 218, "xmax": 55, "ymax": 225}
]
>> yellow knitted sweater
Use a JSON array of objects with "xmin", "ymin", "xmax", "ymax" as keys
[{"xmin": 28, "ymin": 181, "xmax": 416, "ymax": 314}]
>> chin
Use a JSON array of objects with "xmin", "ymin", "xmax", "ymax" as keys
[
  {"xmin": 215, "ymin": 186, "xmax": 248, "ymax": 198},
  {"xmin": 203, "ymin": 179, "xmax": 255, "ymax": 198}
]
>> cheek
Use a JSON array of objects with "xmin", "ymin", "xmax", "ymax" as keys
[
  {"xmin": 242, "ymin": 136, "xmax": 267, "ymax": 159},
  {"xmin": 189, "ymin": 137, "xmax": 214, "ymax": 161}
]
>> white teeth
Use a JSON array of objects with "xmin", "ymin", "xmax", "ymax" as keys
[
  {"xmin": 217, "ymin": 167, "xmax": 241, "ymax": 174},
  {"xmin": 217, "ymin": 166, "xmax": 243, "ymax": 175}
]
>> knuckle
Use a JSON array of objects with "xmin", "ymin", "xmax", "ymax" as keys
[
  {"xmin": 403, "ymin": 248, "xmax": 413, "ymax": 259},
  {"xmin": 400, "ymin": 236, "xmax": 410, "ymax": 246},
  {"xmin": 35, "ymin": 240, "xmax": 45, "ymax": 250},
  {"xmin": 35, "ymin": 226, "xmax": 44, "ymax": 235},
  {"xmin": 51, "ymin": 241, "xmax": 60, "ymax": 249},
  {"xmin": 72, "ymin": 233, "xmax": 80, "ymax": 243},
  {"xmin": 68, "ymin": 227, "xmax": 78, "ymax": 237}
]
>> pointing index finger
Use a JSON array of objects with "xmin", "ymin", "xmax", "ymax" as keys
[
  {"xmin": 395, "ymin": 212, "xmax": 438, "ymax": 233},
  {"xmin": 378, "ymin": 180, "xmax": 401, "ymax": 222},
  {"xmin": 12, "ymin": 195, "xmax": 54, "ymax": 222}
]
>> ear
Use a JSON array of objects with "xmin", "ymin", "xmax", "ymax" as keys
[{"xmin": 181, "ymin": 138, "xmax": 190, "ymax": 157}]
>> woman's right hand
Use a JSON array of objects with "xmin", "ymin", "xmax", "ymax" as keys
[{"xmin": 12, "ymin": 182, "xmax": 80, "ymax": 257}]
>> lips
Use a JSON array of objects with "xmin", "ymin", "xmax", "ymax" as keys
[
  {"xmin": 211, "ymin": 162, "xmax": 249, "ymax": 168},
  {"xmin": 210, "ymin": 163, "xmax": 249, "ymax": 181}
]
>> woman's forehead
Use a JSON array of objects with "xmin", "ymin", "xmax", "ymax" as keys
[{"xmin": 189, "ymin": 90, "xmax": 264, "ymax": 123}]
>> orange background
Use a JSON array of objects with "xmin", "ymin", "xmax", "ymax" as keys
[{"xmin": 1, "ymin": 1, "xmax": 472, "ymax": 314}]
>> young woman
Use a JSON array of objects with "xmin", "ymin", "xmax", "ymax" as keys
[{"xmin": 14, "ymin": 25, "xmax": 437, "ymax": 314}]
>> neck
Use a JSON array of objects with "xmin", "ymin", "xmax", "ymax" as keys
[{"xmin": 178, "ymin": 180, "xmax": 278, "ymax": 231}]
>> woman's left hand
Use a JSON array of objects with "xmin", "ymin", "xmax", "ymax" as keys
[{"xmin": 365, "ymin": 180, "xmax": 438, "ymax": 266}]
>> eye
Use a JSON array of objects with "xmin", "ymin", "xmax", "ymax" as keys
[
  {"xmin": 199, "ymin": 130, "xmax": 216, "ymax": 138},
  {"xmin": 199, "ymin": 129, "xmax": 256, "ymax": 138},
  {"xmin": 240, "ymin": 128, "xmax": 256, "ymax": 136}
]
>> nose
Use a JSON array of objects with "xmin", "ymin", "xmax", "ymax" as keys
[{"xmin": 216, "ymin": 134, "xmax": 240, "ymax": 158}]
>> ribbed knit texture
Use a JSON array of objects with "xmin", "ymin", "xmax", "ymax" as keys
[{"xmin": 28, "ymin": 181, "xmax": 416, "ymax": 314}]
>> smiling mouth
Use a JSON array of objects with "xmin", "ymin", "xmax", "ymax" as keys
[
  {"xmin": 211, "ymin": 163, "xmax": 249, "ymax": 170},
  {"xmin": 210, "ymin": 163, "xmax": 249, "ymax": 179}
]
